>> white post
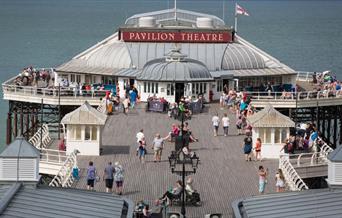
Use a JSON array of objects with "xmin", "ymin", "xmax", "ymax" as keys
[
  {"xmin": 234, "ymin": 3, "xmax": 238, "ymax": 33},
  {"xmin": 174, "ymin": 0, "xmax": 177, "ymax": 20},
  {"xmin": 222, "ymin": 0, "xmax": 225, "ymax": 22}
]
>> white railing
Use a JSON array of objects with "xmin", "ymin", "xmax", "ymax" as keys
[
  {"xmin": 247, "ymin": 90, "xmax": 342, "ymax": 101},
  {"xmin": 40, "ymin": 149, "xmax": 68, "ymax": 164},
  {"xmin": 296, "ymin": 71, "xmax": 314, "ymax": 82},
  {"xmin": 2, "ymin": 83, "xmax": 108, "ymax": 99},
  {"xmin": 28, "ymin": 124, "xmax": 51, "ymax": 149},
  {"xmin": 279, "ymin": 154, "xmax": 309, "ymax": 191},
  {"xmin": 49, "ymin": 149, "xmax": 79, "ymax": 188}
]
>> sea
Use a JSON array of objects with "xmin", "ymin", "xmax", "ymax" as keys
[{"xmin": 0, "ymin": 0, "xmax": 342, "ymax": 149}]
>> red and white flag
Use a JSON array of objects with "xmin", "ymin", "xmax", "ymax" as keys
[{"xmin": 235, "ymin": 3, "xmax": 250, "ymax": 16}]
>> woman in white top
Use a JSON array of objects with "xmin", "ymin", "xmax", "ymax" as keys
[{"xmin": 275, "ymin": 169, "xmax": 285, "ymax": 192}]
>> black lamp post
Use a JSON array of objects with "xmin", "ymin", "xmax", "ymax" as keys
[{"xmin": 168, "ymin": 109, "xmax": 200, "ymax": 217}]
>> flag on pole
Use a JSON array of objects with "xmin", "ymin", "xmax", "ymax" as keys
[{"xmin": 235, "ymin": 3, "xmax": 249, "ymax": 16}]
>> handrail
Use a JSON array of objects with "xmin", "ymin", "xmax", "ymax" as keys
[
  {"xmin": 49, "ymin": 149, "xmax": 79, "ymax": 188},
  {"xmin": 40, "ymin": 149, "xmax": 67, "ymax": 164},
  {"xmin": 246, "ymin": 90, "xmax": 342, "ymax": 101},
  {"xmin": 279, "ymin": 154, "xmax": 309, "ymax": 191},
  {"xmin": 28, "ymin": 124, "xmax": 51, "ymax": 149}
]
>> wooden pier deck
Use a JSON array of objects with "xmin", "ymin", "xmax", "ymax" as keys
[{"xmin": 72, "ymin": 104, "xmax": 278, "ymax": 218}]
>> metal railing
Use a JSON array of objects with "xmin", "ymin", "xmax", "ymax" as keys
[
  {"xmin": 2, "ymin": 83, "xmax": 108, "ymax": 99},
  {"xmin": 49, "ymin": 149, "xmax": 79, "ymax": 188},
  {"xmin": 247, "ymin": 90, "xmax": 342, "ymax": 101},
  {"xmin": 28, "ymin": 124, "xmax": 51, "ymax": 149},
  {"xmin": 279, "ymin": 154, "xmax": 309, "ymax": 191},
  {"xmin": 40, "ymin": 149, "xmax": 68, "ymax": 164}
]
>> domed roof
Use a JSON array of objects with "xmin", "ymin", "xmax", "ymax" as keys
[
  {"xmin": 222, "ymin": 43, "xmax": 266, "ymax": 70},
  {"xmin": 137, "ymin": 49, "xmax": 212, "ymax": 82}
]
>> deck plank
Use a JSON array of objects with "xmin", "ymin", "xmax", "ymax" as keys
[{"xmin": 72, "ymin": 103, "xmax": 278, "ymax": 218}]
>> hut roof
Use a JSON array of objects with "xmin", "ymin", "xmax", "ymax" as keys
[
  {"xmin": 61, "ymin": 101, "xmax": 107, "ymax": 125},
  {"xmin": 328, "ymin": 145, "xmax": 342, "ymax": 162},
  {"xmin": 0, "ymin": 137, "xmax": 40, "ymax": 158},
  {"xmin": 248, "ymin": 104, "xmax": 295, "ymax": 128}
]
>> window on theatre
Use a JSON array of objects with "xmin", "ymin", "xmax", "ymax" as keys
[{"xmin": 167, "ymin": 84, "xmax": 174, "ymax": 96}]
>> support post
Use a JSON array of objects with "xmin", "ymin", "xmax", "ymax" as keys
[
  {"xmin": 333, "ymin": 106, "xmax": 338, "ymax": 148},
  {"xmin": 40, "ymin": 99, "xmax": 44, "ymax": 149},
  {"xmin": 58, "ymin": 85, "xmax": 61, "ymax": 139},
  {"xmin": 322, "ymin": 108, "xmax": 326, "ymax": 139},
  {"xmin": 13, "ymin": 112, "xmax": 17, "ymax": 138},
  {"xmin": 6, "ymin": 112, "xmax": 12, "ymax": 145},
  {"xmin": 25, "ymin": 112, "xmax": 30, "ymax": 138},
  {"xmin": 20, "ymin": 104, "xmax": 24, "ymax": 136}
]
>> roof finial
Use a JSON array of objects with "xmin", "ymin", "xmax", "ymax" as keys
[{"xmin": 174, "ymin": 0, "xmax": 177, "ymax": 20}]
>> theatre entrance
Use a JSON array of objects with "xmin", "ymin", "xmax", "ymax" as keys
[{"xmin": 175, "ymin": 83, "xmax": 185, "ymax": 102}]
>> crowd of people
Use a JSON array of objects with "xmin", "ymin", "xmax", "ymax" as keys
[
  {"xmin": 14, "ymin": 66, "xmax": 53, "ymax": 87},
  {"xmin": 311, "ymin": 71, "xmax": 342, "ymax": 98}
]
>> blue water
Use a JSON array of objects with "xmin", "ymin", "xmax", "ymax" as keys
[{"xmin": 0, "ymin": 0, "xmax": 342, "ymax": 147}]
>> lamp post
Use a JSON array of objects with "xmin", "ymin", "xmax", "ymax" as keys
[{"xmin": 168, "ymin": 109, "xmax": 200, "ymax": 218}]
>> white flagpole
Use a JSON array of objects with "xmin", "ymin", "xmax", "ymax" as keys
[
  {"xmin": 174, "ymin": 0, "xmax": 177, "ymax": 20},
  {"xmin": 222, "ymin": 0, "xmax": 225, "ymax": 22},
  {"xmin": 234, "ymin": 3, "xmax": 238, "ymax": 33}
]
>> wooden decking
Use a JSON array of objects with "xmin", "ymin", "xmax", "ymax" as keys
[{"xmin": 72, "ymin": 104, "xmax": 278, "ymax": 218}]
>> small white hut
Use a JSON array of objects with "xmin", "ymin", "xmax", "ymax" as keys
[
  {"xmin": 248, "ymin": 104, "xmax": 295, "ymax": 159},
  {"xmin": 62, "ymin": 101, "xmax": 107, "ymax": 156},
  {"xmin": 0, "ymin": 137, "xmax": 40, "ymax": 184},
  {"xmin": 327, "ymin": 146, "xmax": 342, "ymax": 187}
]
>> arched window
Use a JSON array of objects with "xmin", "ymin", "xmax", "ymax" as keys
[
  {"xmin": 85, "ymin": 126, "xmax": 91, "ymax": 140},
  {"xmin": 91, "ymin": 126, "xmax": 97, "ymax": 141}
]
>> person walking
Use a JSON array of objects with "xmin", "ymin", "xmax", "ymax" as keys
[
  {"xmin": 254, "ymin": 138, "xmax": 262, "ymax": 161},
  {"xmin": 212, "ymin": 113, "xmax": 220, "ymax": 136},
  {"xmin": 122, "ymin": 97, "xmax": 130, "ymax": 114},
  {"xmin": 221, "ymin": 113, "xmax": 230, "ymax": 136},
  {"xmin": 258, "ymin": 166, "xmax": 268, "ymax": 194},
  {"xmin": 152, "ymin": 133, "xmax": 167, "ymax": 162},
  {"xmin": 243, "ymin": 136, "xmax": 253, "ymax": 161},
  {"xmin": 86, "ymin": 161, "xmax": 96, "ymax": 191},
  {"xmin": 136, "ymin": 129, "xmax": 145, "ymax": 144},
  {"xmin": 137, "ymin": 138, "xmax": 147, "ymax": 163},
  {"xmin": 114, "ymin": 162, "xmax": 124, "ymax": 195},
  {"xmin": 103, "ymin": 162, "xmax": 115, "ymax": 193},
  {"xmin": 275, "ymin": 169, "xmax": 285, "ymax": 192},
  {"xmin": 129, "ymin": 90, "xmax": 137, "ymax": 109}
]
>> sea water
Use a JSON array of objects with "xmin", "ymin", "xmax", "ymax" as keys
[{"xmin": 0, "ymin": 0, "xmax": 341, "ymax": 148}]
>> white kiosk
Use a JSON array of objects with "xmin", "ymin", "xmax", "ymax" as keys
[
  {"xmin": 62, "ymin": 101, "xmax": 107, "ymax": 156},
  {"xmin": 248, "ymin": 104, "xmax": 295, "ymax": 159}
]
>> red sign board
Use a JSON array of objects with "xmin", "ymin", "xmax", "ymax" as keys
[{"xmin": 120, "ymin": 31, "xmax": 232, "ymax": 43}]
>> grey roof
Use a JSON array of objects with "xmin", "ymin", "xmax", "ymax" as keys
[
  {"xmin": 0, "ymin": 183, "xmax": 134, "ymax": 218},
  {"xmin": 55, "ymin": 9, "xmax": 296, "ymax": 78},
  {"xmin": 61, "ymin": 101, "xmax": 107, "ymax": 125},
  {"xmin": 125, "ymin": 8, "xmax": 225, "ymax": 27},
  {"xmin": 210, "ymin": 70, "xmax": 234, "ymax": 79},
  {"xmin": 138, "ymin": 50, "xmax": 213, "ymax": 82},
  {"xmin": 328, "ymin": 145, "xmax": 342, "ymax": 162},
  {"xmin": 115, "ymin": 68, "xmax": 141, "ymax": 78},
  {"xmin": 0, "ymin": 137, "xmax": 40, "ymax": 158},
  {"xmin": 232, "ymin": 189, "xmax": 342, "ymax": 218},
  {"xmin": 222, "ymin": 43, "xmax": 266, "ymax": 70},
  {"xmin": 248, "ymin": 104, "xmax": 295, "ymax": 128},
  {"xmin": 231, "ymin": 67, "xmax": 296, "ymax": 77}
]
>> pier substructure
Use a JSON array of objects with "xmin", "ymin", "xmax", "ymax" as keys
[{"xmin": 290, "ymin": 105, "xmax": 342, "ymax": 148}]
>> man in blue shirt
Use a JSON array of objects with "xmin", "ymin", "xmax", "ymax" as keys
[{"xmin": 129, "ymin": 90, "xmax": 137, "ymax": 109}]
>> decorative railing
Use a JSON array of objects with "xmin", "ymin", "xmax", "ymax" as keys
[
  {"xmin": 247, "ymin": 90, "xmax": 342, "ymax": 101},
  {"xmin": 49, "ymin": 149, "xmax": 79, "ymax": 188},
  {"xmin": 28, "ymin": 124, "xmax": 51, "ymax": 149},
  {"xmin": 40, "ymin": 149, "xmax": 68, "ymax": 164},
  {"xmin": 279, "ymin": 154, "xmax": 309, "ymax": 191},
  {"xmin": 2, "ymin": 83, "xmax": 108, "ymax": 99}
]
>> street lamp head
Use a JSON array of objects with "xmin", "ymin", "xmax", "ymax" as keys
[{"xmin": 191, "ymin": 152, "xmax": 199, "ymax": 172}]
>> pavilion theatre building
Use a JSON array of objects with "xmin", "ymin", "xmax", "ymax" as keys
[{"xmin": 56, "ymin": 9, "xmax": 297, "ymax": 103}]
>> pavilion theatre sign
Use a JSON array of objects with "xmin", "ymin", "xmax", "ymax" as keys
[{"xmin": 119, "ymin": 29, "xmax": 233, "ymax": 43}]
